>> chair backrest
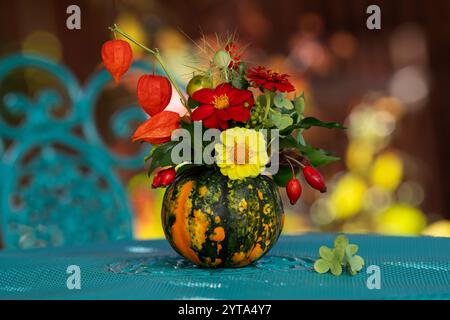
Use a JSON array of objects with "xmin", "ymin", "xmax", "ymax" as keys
[{"xmin": 0, "ymin": 54, "xmax": 151, "ymax": 249}]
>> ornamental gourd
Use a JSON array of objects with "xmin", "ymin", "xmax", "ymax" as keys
[
  {"xmin": 161, "ymin": 166, "xmax": 285, "ymax": 267},
  {"xmin": 137, "ymin": 74, "xmax": 172, "ymax": 116}
]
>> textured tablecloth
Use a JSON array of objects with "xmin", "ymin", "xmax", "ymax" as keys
[{"xmin": 0, "ymin": 233, "xmax": 449, "ymax": 300}]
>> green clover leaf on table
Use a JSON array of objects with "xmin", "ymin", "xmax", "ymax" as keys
[
  {"xmin": 314, "ymin": 246, "xmax": 343, "ymax": 276},
  {"xmin": 313, "ymin": 235, "xmax": 365, "ymax": 276},
  {"xmin": 345, "ymin": 244, "xmax": 365, "ymax": 275}
]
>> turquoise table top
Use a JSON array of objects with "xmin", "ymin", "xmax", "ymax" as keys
[{"xmin": 0, "ymin": 233, "xmax": 449, "ymax": 300}]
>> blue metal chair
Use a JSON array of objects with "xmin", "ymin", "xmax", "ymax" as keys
[{"xmin": 0, "ymin": 54, "xmax": 152, "ymax": 249}]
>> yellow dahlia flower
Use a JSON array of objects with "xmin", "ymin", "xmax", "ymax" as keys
[{"xmin": 214, "ymin": 128, "xmax": 269, "ymax": 180}]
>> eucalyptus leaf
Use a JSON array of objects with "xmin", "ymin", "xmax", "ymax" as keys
[
  {"xmin": 274, "ymin": 92, "xmax": 294, "ymax": 110},
  {"xmin": 257, "ymin": 94, "xmax": 267, "ymax": 107},
  {"xmin": 231, "ymin": 75, "xmax": 249, "ymax": 90},
  {"xmin": 294, "ymin": 93, "xmax": 305, "ymax": 115},
  {"xmin": 270, "ymin": 112, "xmax": 293, "ymax": 130},
  {"xmin": 296, "ymin": 132, "xmax": 306, "ymax": 147}
]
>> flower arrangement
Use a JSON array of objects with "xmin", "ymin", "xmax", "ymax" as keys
[{"xmin": 101, "ymin": 25, "xmax": 344, "ymax": 268}]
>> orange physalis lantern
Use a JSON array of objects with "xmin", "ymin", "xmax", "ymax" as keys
[
  {"xmin": 137, "ymin": 75, "xmax": 172, "ymax": 116},
  {"xmin": 101, "ymin": 39, "xmax": 133, "ymax": 83},
  {"xmin": 132, "ymin": 111, "xmax": 180, "ymax": 145}
]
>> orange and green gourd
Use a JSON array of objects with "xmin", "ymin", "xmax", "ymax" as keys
[{"xmin": 162, "ymin": 167, "xmax": 285, "ymax": 267}]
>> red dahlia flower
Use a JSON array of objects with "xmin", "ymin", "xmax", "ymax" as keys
[
  {"xmin": 246, "ymin": 66, "xmax": 295, "ymax": 92},
  {"xmin": 191, "ymin": 83, "xmax": 254, "ymax": 129}
]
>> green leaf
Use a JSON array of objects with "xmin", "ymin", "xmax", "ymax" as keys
[
  {"xmin": 272, "ymin": 165, "xmax": 293, "ymax": 187},
  {"xmin": 333, "ymin": 247, "xmax": 346, "ymax": 263},
  {"xmin": 231, "ymin": 74, "xmax": 250, "ymax": 90},
  {"xmin": 334, "ymin": 235, "xmax": 349, "ymax": 248},
  {"xmin": 330, "ymin": 262, "xmax": 343, "ymax": 276},
  {"xmin": 314, "ymin": 259, "xmax": 331, "ymax": 274},
  {"xmin": 293, "ymin": 93, "xmax": 305, "ymax": 115},
  {"xmin": 257, "ymin": 94, "xmax": 268, "ymax": 107},
  {"xmin": 146, "ymin": 141, "xmax": 178, "ymax": 176},
  {"xmin": 187, "ymin": 97, "xmax": 200, "ymax": 109},
  {"xmin": 314, "ymin": 235, "xmax": 365, "ymax": 276},
  {"xmin": 274, "ymin": 92, "xmax": 294, "ymax": 110},
  {"xmin": 298, "ymin": 117, "xmax": 345, "ymax": 130},
  {"xmin": 270, "ymin": 112, "xmax": 293, "ymax": 130},
  {"xmin": 346, "ymin": 244, "xmax": 359, "ymax": 256},
  {"xmin": 299, "ymin": 144, "xmax": 340, "ymax": 167},
  {"xmin": 319, "ymin": 246, "xmax": 334, "ymax": 261},
  {"xmin": 280, "ymin": 117, "xmax": 345, "ymax": 135},
  {"xmin": 279, "ymin": 135, "xmax": 299, "ymax": 149},
  {"xmin": 348, "ymin": 255, "xmax": 364, "ymax": 272},
  {"xmin": 296, "ymin": 131, "xmax": 306, "ymax": 147},
  {"xmin": 144, "ymin": 149, "xmax": 154, "ymax": 163}
]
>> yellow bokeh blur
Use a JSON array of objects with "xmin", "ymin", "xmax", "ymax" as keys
[
  {"xmin": 370, "ymin": 152, "xmax": 403, "ymax": 191},
  {"xmin": 127, "ymin": 173, "xmax": 165, "ymax": 240},
  {"xmin": 282, "ymin": 211, "xmax": 311, "ymax": 235},
  {"xmin": 422, "ymin": 220, "xmax": 450, "ymax": 238},
  {"xmin": 346, "ymin": 140, "xmax": 375, "ymax": 174},
  {"xmin": 115, "ymin": 13, "xmax": 148, "ymax": 54},
  {"xmin": 376, "ymin": 204, "xmax": 426, "ymax": 236},
  {"xmin": 22, "ymin": 31, "xmax": 62, "ymax": 61},
  {"xmin": 328, "ymin": 174, "xmax": 367, "ymax": 220}
]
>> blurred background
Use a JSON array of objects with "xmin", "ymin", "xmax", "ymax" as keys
[{"xmin": 1, "ymin": 0, "xmax": 450, "ymax": 249}]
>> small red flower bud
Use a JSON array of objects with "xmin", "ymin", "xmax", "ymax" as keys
[
  {"xmin": 303, "ymin": 166, "xmax": 327, "ymax": 193},
  {"xmin": 152, "ymin": 173, "xmax": 162, "ymax": 189},
  {"xmin": 101, "ymin": 40, "xmax": 133, "ymax": 83},
  {"xmin": 286, "ymin": 178, "xmax": 302, "ymax": 205},
  {"xmin": 225, "ymin": 42, "xmax": 241, "ymax": 69},
  {"xmin": 160, "ymin": 168, "xmax": 176, "ymax": 186}
]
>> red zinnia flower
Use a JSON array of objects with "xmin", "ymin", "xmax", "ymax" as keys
[
  {"xmin": 246, "ymin": 66, "xmax": 295, "ymax": 92},
  {"xmin": 191, "ymin": 83, "xmax": 254, "ymax": 129}
]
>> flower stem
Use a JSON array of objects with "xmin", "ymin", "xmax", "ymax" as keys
[
  {"xmin": 109, "ymin": 24, "xmax": 191, "ymax": 116},
  {"xmin": 263, "ymin": 91, "xmax": 272, "ymax": 120},
  {"xmin": 286, "ymin": 158, "xmax": 295, "ymax": 178},
  {"xmin": 284, "ymin": 155, "xmax": 306, "ymax": 168}
]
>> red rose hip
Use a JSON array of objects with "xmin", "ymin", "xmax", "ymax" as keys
[
  {"xmin": 160, "ymin": 168, "xmax": 176, "ymax": 186},
  {"xmin": 152, "ymin": 168, "xmax": 176, "ymax": 189},
  {"xmin": 152, "ymin": 173, "xmax": 162, "ymax": 189},
  {"xmin": 303, "ymin": 166, "xmax": 327, "ymax": 193},
  {"xmin": 286, "ymin": 178, "xmax": 302, "ymax": 205}
]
